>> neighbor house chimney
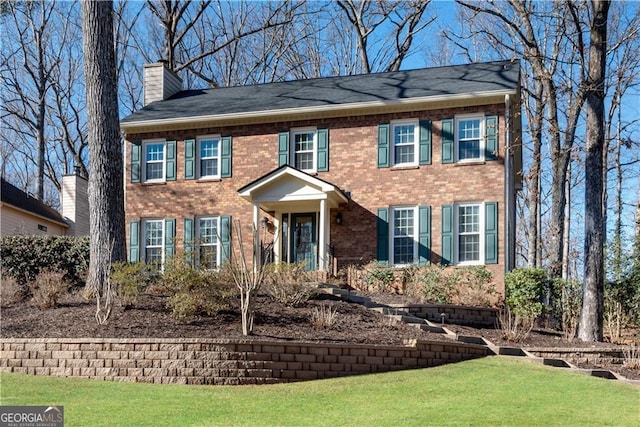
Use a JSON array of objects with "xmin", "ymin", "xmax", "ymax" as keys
[
  {"xmin": 61, "ymin": 167, "xmax": 89, "ymax": 236},
  {"xmin": 143, "ymin": 62, "xmax": 183, "ymax": 106}
]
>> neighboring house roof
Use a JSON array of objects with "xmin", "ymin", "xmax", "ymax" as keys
[
  {"xmin": 121, "ymin": 60, "xmax": 519, "ymax": 127},
  {"xmin": 0, "ymin": 177, "xmax": 68, "ymax": 226}
]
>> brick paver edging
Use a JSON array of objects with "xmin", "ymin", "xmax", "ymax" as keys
[{"xmin": 0, "ymin": 338, "xmax": 488, "ymax": 385}]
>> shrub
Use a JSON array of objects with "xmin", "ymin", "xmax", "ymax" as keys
[
  {"xmin": 28, "ymin": 269, "xmax": 69, "ymax": 310},
  {"xmin": 417, "ymin": 264, "xmax": 457, "ymax": 304},
  {"xmin": 1, "ymin": 271, "xmax": 23, "ymax": 305},
  {"xmin": 111, "ymin": 261, "xmax": 159, "ymax": 309},
  {"xmin": 364, "ymin": 262, "xmax": 395, "ymax": 291},
  {"xmin": 263, "ymin": 263, "xmax": 316, "ymax": 306},
  {"xmin": 161, "ymin": 257, "xmax": 236, "ymax": 320},
  {"xmin": 311, "ymin": 303, "xmax": 339, "ymax": 329},
  {"xmin": 1, "ymin": 236, "xmax": 89, "ymax": 295},
  {"xmin": 452, "ymin": 266, "xmax": 498, "ymax": 307},
  {"xmin": 551, "ymin": 277, "xmax": 582, "ymax": 340},
  {"xmin": 502, "ymin": 268, "xmax": 547, "ymax": 341}
]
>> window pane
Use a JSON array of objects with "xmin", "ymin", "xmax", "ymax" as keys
[
  {"xmin": 458, "ymin": 119, "xmax": 481, "ymax": 160},
  {"xmin": 199, "ymin": 218, "xmax": 218, "ymax": 244},
  {"xmin": 458, "ymin": 205, "xmax": 479, "ymax": 233},
  {"xmin": 394, "ymin": 145, "xmax": 414, "ymax": 164},
  {"xmin": 200, "ymin": 140, "xmax": 219, "ymax": 158},
  {"xmin": 458, "ymin": 205, "xmax": 480, "ymax": 263},
  {"xmin": 198, "ymin": 218, "xmax": 219, "ymax": 269},
  {"xmin": 393, "ymin": 124, "xmax": 415, "ymax": 164},
  {"xmin": 295, "ymin": 152, "xmax": 314, "ymax": 170},
  {"xmin": 200, "ymin": 159, "xmax": 218, "ymax": 177},
  {"xmin": 145, "ymin": 248, "xmax": 163, "ymax": 267},
  {"xmin": 293, "ymin": 131, "xmax": 315, "ymax": 170},
  {"xmin": 146, "ymin": 162, "xmax": 163, "ymax": 180},
  {"xmin": 145, "ymin": 221, "xmax": 163, "ymax": 246},
  {"xmin": 294, "ymin": 132, "xmax": 314, "ymax": 151},
  {"xmin": 393, "ymin": 208, "xmax": 415, "ymax": 264},
  {"xmin": 199, "ymin": 246, "xmax": 218, "ymax": 270},
  {"xmin": 146, "ymin": 143, "xmax": 164, "ymax": 161},
  {"xmin": 394, "ymin": 124, "xmax": 415, "ymax": 144},
  {"xmin": 459, "ymin": 235, "xmax": 480, "ymax": 262}
]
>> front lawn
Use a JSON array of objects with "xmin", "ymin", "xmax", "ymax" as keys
[{"xmin": 1, "ymin": 357, "xmax": 637, "ymax": 426}]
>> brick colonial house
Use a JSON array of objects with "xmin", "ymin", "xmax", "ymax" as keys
[{"xmin": 121, "ymin": 60, "xmax": 521, "ymax": 289}]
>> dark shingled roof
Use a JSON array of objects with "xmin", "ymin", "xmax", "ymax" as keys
[
  {"xmin": 122, "ymin": 60, "xmax": 519, "ymax": 123},
  {"xmin": 1, "ymin": 177, "xmax": 67, "ymax": 225}
]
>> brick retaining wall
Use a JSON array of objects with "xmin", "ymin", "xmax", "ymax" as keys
[
  {"xmin": 389, "ymin": 304, "xmax": 499, "ymax": 327},
  {"xmin": 525, "ymin": 347, "xmax": 627, "ymax": 367},
  {"xmin": 0, "ymin": 338, "xmax": 488, "ymax": 385}
]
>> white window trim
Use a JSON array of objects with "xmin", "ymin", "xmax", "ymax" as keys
[
  {"xmin": 290, "ymin": 127, "xmax": 317, "ymax": 173},
  {"xmin": 197, "ymin": 135, "xmax": 221, "ymax": 180},
  {"xmin": 143, "ymin": 139, "xmax": 166, "ymax": 183},
  {"xmin": 196, "ymin": 216, "xmax": 221, "ymax": 270},
  {"xmin": 454, "ymin": 202, "xmax": 484, "ymax": 266},
  {"xmin": 455, "ymin": 114, "xmax": 485, "ymax": 163},
  {"xmin": 143, "ymin": 219, "xmax": 165, "ymax": 267},
  {"xmin": 390, "ymin": 205, "xmax": 418, "ymax": 267},
  {"xmin": 391, "ymin": 119, "xmax": 419, "ymax": 167}
]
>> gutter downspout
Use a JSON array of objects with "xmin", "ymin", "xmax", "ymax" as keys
[{"xmin": 504, "ymin": 94, "xmax": 515, "ymax": 272}]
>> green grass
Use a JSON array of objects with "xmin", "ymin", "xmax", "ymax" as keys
[{"xmin": 1, "ymin": 357, "xmax": 638, "ymax": 426}]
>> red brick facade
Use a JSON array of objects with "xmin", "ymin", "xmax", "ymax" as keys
[{"xmin": 125, "ymin": 103, "xmax": 511, "ymax": 290}]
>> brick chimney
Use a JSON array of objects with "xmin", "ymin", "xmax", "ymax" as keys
[
  {"xmin": 61, "ymin": 167, "xmax": 89, "ymax": 236},
  {"xmin": 143, "ymin": 62, "xmax": 183, "ymax": 106}
]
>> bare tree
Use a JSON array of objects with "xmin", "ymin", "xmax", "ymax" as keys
[
  {"xmin": 336, "ymin": 0, "xmax": 433, "ymax": 73},
  {"xmin": 578, "ymin": 0, "xmax": 610, "ymax": 342},
  {"xmin": 1, "ymin": 1, "xmax": 88, "ymax": 205},
  {"xmin": 81, "ymin": 0, "xmax": 126, "ymax": 319}
]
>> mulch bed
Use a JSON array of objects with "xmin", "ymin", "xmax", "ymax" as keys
[{"xmin": 2, "ymin": 290, "xmax": 638, "ymax": 380}]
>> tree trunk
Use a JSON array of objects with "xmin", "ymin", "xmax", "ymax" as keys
[
  {"xmin": 578, "ymin": 0, "xmax": 609, "ymax": 342},
  {"xmin": 81, "ymin": 0, "xmax": 126, "ymax": 297}
]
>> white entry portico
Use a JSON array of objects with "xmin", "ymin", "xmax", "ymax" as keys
[{"xmin": 238, "ymin": 166, "xmax": 348, "ymax": 271}]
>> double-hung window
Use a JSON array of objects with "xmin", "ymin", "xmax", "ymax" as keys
[
  {"xmin": 391, "ymin": 120, "xmax": 418, "ymax": 166},
  {"xmin": 292, "ymin": 129, "xmax": 316, "ymax": 172},
  {"xmin": 143, "ymin": 219, "xmax": 164, "ymax": 267},
  {"xmin": 456, "ymin": 204, "xmax": 481, "ymax": 264},
  {"xmin": 456, "ymin": 116, "xmax": 483, "ymax": 162},
  {"xmin": 197, "ymin": 216, "xmax": 220, "ymax": 270},
  {"xmin": 144, "ymin": 141, "xmax": 165, "ymax": 182},
  {"xmin": 392, "ymin": 206, "xmax": 417, "ymax": 265},
  {"xmin": 198, "ymin": 136, "xmax": 220, "ymax": 179}
]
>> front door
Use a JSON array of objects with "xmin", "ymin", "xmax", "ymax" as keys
[{"xmin": 290, "ymin": 213, "xmax": 316, "ymax": 271}]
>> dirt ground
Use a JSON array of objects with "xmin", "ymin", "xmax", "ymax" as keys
[{"xmin": 1, "ymin": 290, "xmax": 638, "ymax": 380}]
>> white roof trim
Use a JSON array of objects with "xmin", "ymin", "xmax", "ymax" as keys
[
  {"xmin": 238, "ymin": 166, "xmax": 348, "ymax": 204},
  {"xmin": 121, "ymin": 90, "xmax": 515, "ymax": 132}
]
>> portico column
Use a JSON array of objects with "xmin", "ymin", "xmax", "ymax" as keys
[
  {"xmin": 318, "ymin": 198, "xmax": 326, "ymax": 270},
  {"xmin": 253, "ymin": 203, "xmax": 260, "ymax": 268}
]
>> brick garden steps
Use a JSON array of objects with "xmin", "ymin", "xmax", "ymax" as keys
[{"xmin": 317, "ymin": 284, "xmax": 640, "ymax": 386}]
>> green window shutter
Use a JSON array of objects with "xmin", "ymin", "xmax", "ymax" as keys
[
  {"xmin": 221, "ymin": 136, "xmax": 232, "ymax": 177},
  {"xmin": 485, "ymin": 202, "xmax": 498, "ymax": 264},
  {"xmin": 131, "ymin": 143, "xmax": 141, "ymax": 183},
  {"xmin": 278, "ymin": 132, "xmax": 290, "ymax": 167},
  {"xmin": 165, "ymin": 140, "xmax": 176, "ymax": 181},
  {"xmin": 164, "ymin": 218, "xmax": 176, "ymax": 259},
  {"xmin": 184, "ymin": 139, "xmax": 195, "ymax": 180},
  {"xmin": 419, "ymin": 120, "xmax": 432, "ymax": 165},
  {"xmin": 317, "ymin": 128, "xmax": 329, "ymax": 172},
  {"xmin": 184, "ymin": 217, "xmax": 194, "ymax": 266},
  {"xmin": 418, "ymin": 206, "xmax": 431, "ymax": 266},
  {"xmin": 441, "ymin": 118, "xmax": 454, "ymax": 164},
  {"xmin": 441, "ymin": 205, "xmax": 454, "ymax": 266},
  {"xmin": 377, "ymin": 124, "xmax": 390, "ymax": 168},
  {"xmin": 376, "ymin": 208, "xmax": 389, "ymax": 265},
  {"xmin": 485, "ymin": 115, "xmax": 498, "ymax": 160},
  {"xmin": 129, "ymin": 220, "xmax": 140, "ymax": 262},
  {"xmin": 220, "ymin": 215, "xmax": 232, "ymax": 265}
]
